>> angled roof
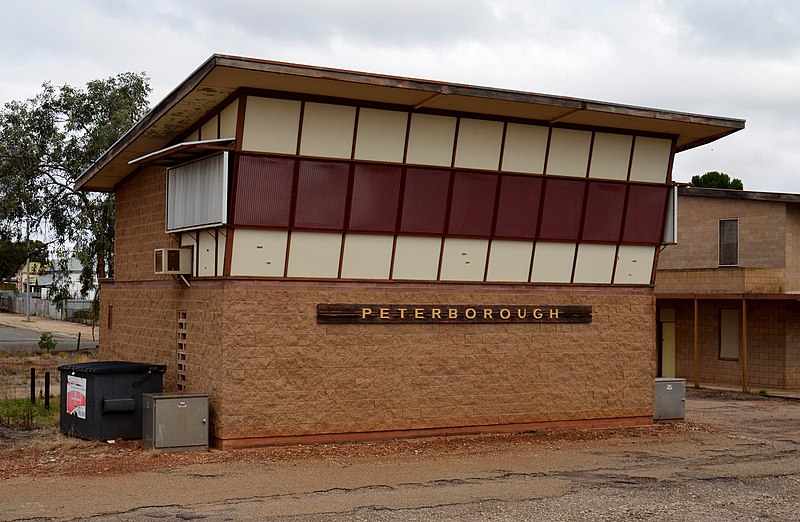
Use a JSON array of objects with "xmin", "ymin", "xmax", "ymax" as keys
[{"xmin": 76, "ymin": 54, "xmax": 746, "ymax": 192}]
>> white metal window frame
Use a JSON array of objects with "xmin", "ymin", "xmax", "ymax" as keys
[{"xmin": 166, "ymin": 152, "xmax": 229, "ymax": 233}]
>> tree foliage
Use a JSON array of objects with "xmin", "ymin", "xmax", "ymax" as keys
[
  {"xmin": 0, "ymin": 235, "xmax": 47, "ymax": 281},
  {"xmin": 690, "ymin": 171, "xmax": 744, "ymax": 190},
  {"xmin": 0, "ymin": 73, "xmax": 150, "ymax": 306}
]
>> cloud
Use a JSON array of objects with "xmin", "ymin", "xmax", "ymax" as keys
[{"xmin": 1, "ymin": 0, "xmax": 799, "ymax": 192}]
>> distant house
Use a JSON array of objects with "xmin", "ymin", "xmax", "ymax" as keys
[
  {"xmin": 14, "ymin": 262, "xmax": 42, "ymax": 296},
  {"xmin": 35, "ymin": 258, "xmax": 95, "ymax": 301},
  {"xmin": 655, "ymin": 187, "xmax": 800, "ymax": 391}
]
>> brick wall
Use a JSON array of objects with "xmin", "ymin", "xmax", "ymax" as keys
[
  {"xmin": 786, "ymin": 300, "xmax": 800, "ymax": 389},
  {"xmin": 659, "ymin": 196, "xmax": 787, "ymax": 271},
  {"xmin": 786, "ymin": 205, "xmax": 800, "ymax": 292},
  {"xmin": 655, "ymin": 268, "xmax": 786, "ymax": 295},
  {"xmin": 114, "ymin": 165, "xmax": 179, "ymax": 282},
  {"xmin": 102, "ymin": 280, "xmax": 656, "ymax": 443}
]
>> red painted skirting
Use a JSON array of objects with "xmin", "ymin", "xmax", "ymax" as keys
[{"xmin": 211, "ymin": 416, "xmax": 653, "ymax": 450}]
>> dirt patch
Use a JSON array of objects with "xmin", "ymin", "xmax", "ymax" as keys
[{"xmin": 0, "ymin": 421, "xmax": 702, "ymax": 480}]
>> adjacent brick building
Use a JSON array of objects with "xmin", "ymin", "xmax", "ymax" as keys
[
  {"xmin": 655, "ymin": 187, "xmax": 800, "ymax": 391},
  {"xmin": 76, "ymin": 55, "xmax": 744, "ymax": 448}
]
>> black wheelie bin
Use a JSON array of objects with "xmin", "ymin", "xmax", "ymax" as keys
[{"xmin": 58, "ymin": 361, "xmax": 167, "ymax": 440}]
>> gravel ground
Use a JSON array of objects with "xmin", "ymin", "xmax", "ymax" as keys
[{"xmin": 2, "ymin": 389, "xmax": 800, "ymax": 521}]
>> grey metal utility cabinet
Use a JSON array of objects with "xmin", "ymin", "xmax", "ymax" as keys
[
  {"xmin": 142, "ymin": 393, "xmax": 209, "ymax": 452},
  {"xmin": 654, "ymin": 378, "xmax": 686, "ymax": 420}
]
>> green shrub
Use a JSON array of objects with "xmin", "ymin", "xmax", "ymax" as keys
[{"xmin": 38, "ymin": 331, "xmax": 57, "ymax": 353}]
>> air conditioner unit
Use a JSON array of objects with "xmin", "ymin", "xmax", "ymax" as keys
[{"xmin": 154, "ymin": 248, "xmax": 192, "ymax": 275}]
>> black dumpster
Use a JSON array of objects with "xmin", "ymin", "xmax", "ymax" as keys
[{"xmin": 58, "ymin": 361, "xmax": 167, "ymax": 440}]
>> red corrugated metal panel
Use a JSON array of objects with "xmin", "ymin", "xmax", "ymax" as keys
[
  {"xmin": 348, "ymin": 164, "xmax": 402, "ymax": 233},
  {"xmin": 581, "ymin": 182, "xmax": 627, "ymax": 242},
  {"xmin": 447, "ymin": 171, "xmax": 498, "ymax": 237},
  {"xmin": 538, "ymin": 178, "xmax": 586, "ymax": 241},
  {"xmin": 293, "ymin": 160, "xmax": 350, "ymax": 229},
  {"xmin": 233, "ymin": 155, "xmax": 295, "ymax": 227},
  {"xmin": 622, "ymin": 185, "xmax": 669, "ymax": 244},
  {"xmin": 399, "ymin": 167, "xmax": 451, "ymax": 235},
  {"xmin": 494, "ymin": 175, "xmax": 543, "ymax": 239}
]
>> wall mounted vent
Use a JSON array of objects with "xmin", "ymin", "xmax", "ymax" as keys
[{"xmin": 154, "ymin": 248, "xmax": 192, "ymax": 275}]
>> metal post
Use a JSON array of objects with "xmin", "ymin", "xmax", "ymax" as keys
[
  {"xmin": 76, "ymin": 331, "xmax": 81, "ymax": 351},
  {"xmin": 25, "ymin": 217, "xmax": 31, "ymax": 322},
  {"xmin": 30, "ymin": 368, "xmax": 35, "ymax": 405},
  {"xmin": 44, "ymin": 372, "xmax": 50, "ymax": 410}
]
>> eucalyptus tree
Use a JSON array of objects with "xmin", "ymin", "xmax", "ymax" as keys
[{"xmin": 0, "ymin": 73, "xmax": 151, "ymax": 309}]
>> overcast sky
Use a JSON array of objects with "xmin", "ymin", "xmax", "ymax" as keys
[{"xmin": 2, "ymin": 0, "xmax": 798, "ymax": 192}]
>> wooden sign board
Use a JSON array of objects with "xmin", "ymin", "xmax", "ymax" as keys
[{"xmin": 317, "ymin": 304, "xmax": 592, "ymax": 324}]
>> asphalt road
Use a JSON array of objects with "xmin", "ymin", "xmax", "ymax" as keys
[{"xmin": 0, "ymin": 323, "xmax": 97, "ymax": 351}]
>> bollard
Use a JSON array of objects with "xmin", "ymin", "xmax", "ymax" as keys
[
  {"xmin": 76, "ymin": 331, "xmax": 81, "ymax": 351},
  {"xmin": 30, "ymin": 368, "xmax": 36, "ymax": 405},
  {"xmin": 44, "ymin": 372, "xmax": 50, "ymax": 410}
]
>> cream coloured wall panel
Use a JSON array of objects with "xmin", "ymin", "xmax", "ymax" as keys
[
  {"xmin": 242, "ymin": 97, "xmax": 301, "ymax": 154},
  {"xmin": 392, "ymin": 236, "xmax": 442, "ymax": 280},
  {"xmin": 614, "ymin": 245, "xmax": 655, "ymax": 285},
  {"xmin": 287, "ymin": 231, "xmax": 342, "ymax": 278},
  {"xmin": 216, "ymin": 230, "xmax": 227, "ymax": 277},
  {"xmin": 180, "ymin": 232, "xmax": 197, "ymax": 249},
  {"xmin": 230, "ymin": 229, "xmax": 287, "ymax": 277},
  {"xmin": 486, "ymin": 240, "xmax": 533, "ymax": 282},
  {"xmin": 299, "ymin": 102, "xmax": 356, "ymax": 159},
  {"xmin": 530, "ymin": 242, "xmax": 576, "ymax": 283},
  {"xmin": 501, "ymin": 123, "xmax": 548, "ymax": 174},
  {"xmin": 197, "ymin": 229, "xmax": 217, "ymax": 277},
  {"xmin": 573, "ymin": 243, "xmax": 616, "ymax": 284},
  {"xmin": 406, "ymin": 113, "xmax": 457, "ymax": 166},
  {"xmin": 219, "ymin": 100, "xmax": 239, "ymax": 139},
  {"xmin": 354, "ymin": 108, "xmax": 408, "ymax": 163},
  {"xmin": 454, "ymin": 118, "xmax": 504, "ymax": 170},
  {"xmin": 186, "ymin": 129, "xmax": 200, "ymax": 142},
  {"xmin": 546, "ymin": 128, "xmax": 591, "ymax": 177},
  {"xmin": 440, "ymin": 238, "xmax": 488, "ymax": 281},
  {"xmin": 181, "ymin": 232, "xmax": 198, "ymax": 277},
  {"xmin": 200, "ymin": 115, "xmax": 218, "ymax": 141},
  {"xmin": 589, "ymin": 132, "xmax": 632, "ymax": 180},
  {"xmin": 629, "ymin": 136, "xmax": 672, "ymax": 183},
  {"xmin": 341, "ymin": 234, "xmax": 393, "ymax": 279}
]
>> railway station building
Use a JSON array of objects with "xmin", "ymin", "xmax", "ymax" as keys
[{"xmin": 76, "ymin": 55, "xmax": 744, "ymax": 448}]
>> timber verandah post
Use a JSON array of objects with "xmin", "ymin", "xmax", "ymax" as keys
[
  {"xmin": 742, "ymin": 297, "xmax": 749, "ymax": 393},
  {"xmin": 693, "ymin": 298, "xmax": 699, "ymax": 388}
]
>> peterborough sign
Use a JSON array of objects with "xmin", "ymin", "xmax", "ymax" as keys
[{"xmin": 317, "ymin": 304, "xmax": 592, "ymax": 324}]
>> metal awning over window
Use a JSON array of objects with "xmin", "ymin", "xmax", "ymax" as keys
[{"xmin": 128, "ymin": 138, "xmax": 235, "ymax": 167}]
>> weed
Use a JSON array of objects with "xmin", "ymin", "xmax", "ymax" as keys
[
  {"xmin": 756, "ymin": 389, "xmax": 768, "ymax": 396},
  {"xmin": 0, "ymin": 397, "xmax": 60, "ymax": 429},
  {"xmin": 74, "ymin": 351, "xmax": 95, "ymax": 364}
]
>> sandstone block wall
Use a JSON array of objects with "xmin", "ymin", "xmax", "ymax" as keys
[
  {"xmin": 102, "ymin": 280, "xmax": 656, "ymax": 443},
  {"xmin": 114, "ymin": 165, "xmax": 179, "ymax": 282}
]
